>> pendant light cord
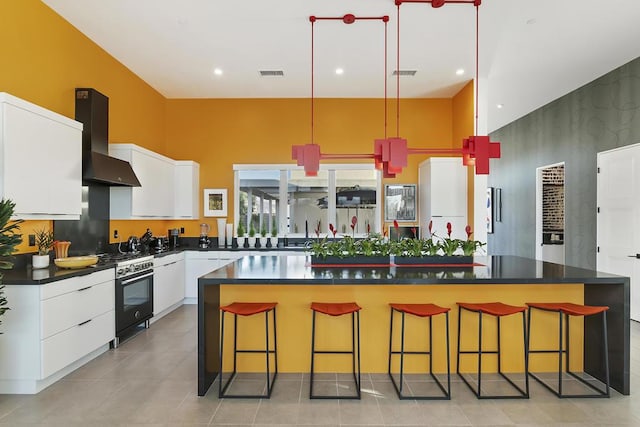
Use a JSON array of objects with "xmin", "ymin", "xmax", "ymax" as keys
[
  {"xmin": 384, "ymin": 19, "xmax": 388, "ymax": 139},
  {"xmin": 396, "ymin": 2, "xmax": 401, "ymax": 138},
  {"xmin": 311, "ymin": 17, "xmax": 315, "ymax": 145},
  {"xmin": 475, "ymin": 3, "xmax": 479, "ymax": 136}
]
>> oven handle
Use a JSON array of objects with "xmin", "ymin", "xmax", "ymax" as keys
[{"xmin": 121, "ymin": 272, "xmax": 154, "ymax": 285}]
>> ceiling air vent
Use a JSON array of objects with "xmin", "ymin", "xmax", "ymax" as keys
[
  {"xmin": 392, "ymin": 70, "xmax": 417, "ymax": 76},
  {"xmin": 259, "ymin": 70, "xmax": 285, "ymax": 77}
]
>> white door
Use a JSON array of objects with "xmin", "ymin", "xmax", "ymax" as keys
[{"xmin": 597, "ymin": 144, "xmax": 640, "ymax": 320}]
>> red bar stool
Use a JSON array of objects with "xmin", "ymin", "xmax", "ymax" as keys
[
  {"xmin": 456, "ymin": 302, "xmax": 529, "ymax": 399},
  {"xmin": 526, "ymin": 302, "xmax": 610, "ymax": 398},
  {"xmin": 388, "ymin": 303, "xmax": 451, "ymax": 400},
  {"xmin": 310, "ymin": 302, "xmax": 361, "ymax": 399},
  {"xmin": 219, "ymin": 302, "xmax": 278, "ymax": 398}
]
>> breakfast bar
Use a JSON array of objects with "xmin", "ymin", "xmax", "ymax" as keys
[{"xmin": 197, "ymin": 255, "xmax": 630, "ymax": 396}]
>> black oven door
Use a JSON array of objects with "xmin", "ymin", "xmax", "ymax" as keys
[{"xmin": 115, "ymin": 270, "xmax": 154, "ymax": 336}]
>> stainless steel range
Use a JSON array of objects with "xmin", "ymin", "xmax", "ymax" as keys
[{"xmin": 113, "ymin": 255, "xmax": 154, "ymax": 347}]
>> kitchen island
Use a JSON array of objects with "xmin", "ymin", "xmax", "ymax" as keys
[{"xmin": 197, "ymin": 255, "xmax": 630, "ymax": 396}]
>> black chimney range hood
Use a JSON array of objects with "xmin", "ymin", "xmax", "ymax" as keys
[{"xmin": 75, "ymin": 88, "xmax": 140, "ymax": 187}]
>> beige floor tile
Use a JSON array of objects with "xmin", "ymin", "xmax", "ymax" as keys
[{"xmin": 0, "ymin": 305, "xmax": 638, "ymax": 426}]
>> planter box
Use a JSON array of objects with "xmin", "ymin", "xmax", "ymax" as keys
[
  {"xmin": 311, "ymin": 255, "xmax": 390, "ymax": 266},
  {"xmin": 393, "ymin": 255, "xmax": 473, "ymax": 265}
]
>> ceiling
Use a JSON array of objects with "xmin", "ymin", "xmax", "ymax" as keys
[{"xmin": 42, "ymin": 0, "xmax": 640, "ymax": 132}]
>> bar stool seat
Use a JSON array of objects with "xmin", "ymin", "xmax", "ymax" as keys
[
  {"xmin": 388, "ymin": 303, "xmax": 451, "ymax": 400},
  {"xmin": 526, "ymin": 302, "xmax": 610, "ymax": 398},
  {"xmin": 219, "ymin": 302, "xmax": 278, "ymax": 398},
  {"xmin": 310, "ymin": 302, "xmax": 361, "ymax": 399},
  {"xmin": 456, "ymin": 302, "xmax": 529, "ymax": 399}
]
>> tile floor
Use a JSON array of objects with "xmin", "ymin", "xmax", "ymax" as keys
[{"xmin": 1, "ymin": 304, "xmax": 639, "ymax": 426}]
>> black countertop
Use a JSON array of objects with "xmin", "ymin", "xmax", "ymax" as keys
[
  {"xmin": 2, "ymin": 246, "xmax": 305, "ymax": 285},
  {"xmin": 1, "ymin": 262, "xmax": 116, "ymax": 285},
  {"xmin": 200, "ymin": 255, "xmax": 629, "ymax": 285}
]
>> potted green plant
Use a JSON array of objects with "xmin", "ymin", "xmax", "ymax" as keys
[
  {"xmin": 247, "ymin": 222, "xmax": 257, "ymax": 248},
  {"xmin": 461, "ymin": 225, "xmax": 486, "ymax": 256},
  {"xmin": 0, "ymin": 199, "xmax": 23, "ymax": 332},
  {"xmin": 259, "ymin": 223, "xmax": 268, "ymax": 249},
  {"xmin": 33, "ymin": 228, "xmax": 54, "ymax": 269},
  {"xmin": 270, "ymin": 217, "xmax": 278, "ymax": 246},
  {"xmin": 236, "ymin": 222, "xmax": 246, "ymax": 248},
  {"xmin": 307, "ymin": 233, "xmax": 391, "ymax": 266}
]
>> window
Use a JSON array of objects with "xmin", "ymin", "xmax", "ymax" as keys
[{"xmin": 234, "ymin": 164, "xmax": 381, "ymax": 238}]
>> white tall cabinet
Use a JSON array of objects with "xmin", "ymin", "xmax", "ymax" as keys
[
  {"xmin": 418, "ymin": 157, "xmax": 468, "ymax": 240},
  {"xmin": 0, "ymin": 92, "xmax": 82, "ymax": 219}
]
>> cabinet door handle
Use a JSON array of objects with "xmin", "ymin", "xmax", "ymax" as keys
[
  {"xmin": 77, "ymin": 286, "xmax": 92, "ymax": 292},
  {"xmin": 78, "ymin": 319, "xmax": 92, "ymax": 326}
]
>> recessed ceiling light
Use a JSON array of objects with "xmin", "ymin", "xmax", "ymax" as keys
[
  {"xmin": 335, "ymin": 68, "xmax": 344, "ymax": 75},
  {"xmin": 497, "ymin": 104, "xmax": 504, "ymax": 109},
  {"xmin": 455, "ymin": 68, "xmax": 465, "ymax": 76},
  {"xmin": 213, "ymin": 68, "xmax": 223, "ymax": 76}
]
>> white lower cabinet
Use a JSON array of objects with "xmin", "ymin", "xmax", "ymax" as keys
[
  {"xmin": 183, "ymin": 251, "xmax": 245, "ymax": 304},
  {"xmin": 0, "ymin": 269, "xmax": 115, "ymax": 394},
  {"xmin": 183, "ymin": 253, "xmax": 220, "ymax": 304},
  {"xmin": 153, "ymin": 253, "xmax": 185, "ymax": 319},
  {"xmin": 183, "ymin": 251, "xmax": 300, "ymax": 304}
]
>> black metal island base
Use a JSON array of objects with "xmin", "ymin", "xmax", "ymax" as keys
[{"xmin": 197, "ymin": 255, "xmax": 630, "ymax": 397}]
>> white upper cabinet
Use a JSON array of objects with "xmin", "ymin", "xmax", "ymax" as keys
[
  {"xmin": 0, "ymin": 93, "xmax": 82, "ymax": 220},
  {"xmin": 109, "ymin": 143, "xmax": 175, "ymax": 218},
  {"xmin": 109, "ymin": 144, "xmax": 200, "ymax": 219},
  {"xmin": 174, "ymin": 160, "xmax": 199, "ymax": 219},
  {"xmin": 418, "ymin": 157, "xmax": 468, "ymax": 239}
]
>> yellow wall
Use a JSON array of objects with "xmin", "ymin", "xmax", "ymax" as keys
[
  {"xmin": 165, "ymin": 97, "xmax": 455, "ymax": 236},
  {"xmin": 2, "ymin": 0, "xmax": 476, "ymax": 251},
  {"xmin": 452, "ymin": 80, "xmax": 475, "ymax": 226},
  {"xmin": 0, "ymin": 0, "xmax": 166, "ymax": 252}
]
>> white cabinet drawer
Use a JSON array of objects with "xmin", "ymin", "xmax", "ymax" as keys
[
  {"xmin": 41, "ymin": 281, "xmax": 114, "ymax": 339},
  {"xmin": 40, "ymin": 269, "xmax": 114, "ymax": 300},
  {"xmin": 154, "ymin": 252, "xmax": 183, "ymax": 267},
  {"xmin": 41, "ymin": 310, "xmax": 114, "ymax": 378}
]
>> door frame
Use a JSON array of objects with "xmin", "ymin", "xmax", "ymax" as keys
[{"xmin": 535, "ymin": 162, "xmax": 565, "ymax": 261}]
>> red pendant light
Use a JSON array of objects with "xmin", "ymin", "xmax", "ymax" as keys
[{"xmin": 292, "ymin": 0, "xmax": 500, "ymax": 176}]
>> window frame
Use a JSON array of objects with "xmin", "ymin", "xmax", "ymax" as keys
[{"xmin": 233, "ymin": 163, "xmax": 382, "ymax": 238}]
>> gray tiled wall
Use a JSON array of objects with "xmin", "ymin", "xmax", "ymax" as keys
[{"xmin": 489, "ymin": 56, "xmax": 640, "ymax": 269}]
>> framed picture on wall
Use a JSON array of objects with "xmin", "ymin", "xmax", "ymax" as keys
[
  {"xmin": 384, "ymin": 184, "xmax": 417, "ymax": 222},
  {"xmin": 204, "ymin": 188, "xmax": 227, "ymax": 217},
  {"xmin": 486, "ymin": 187, "xmax": 494, "ymax": 233}
]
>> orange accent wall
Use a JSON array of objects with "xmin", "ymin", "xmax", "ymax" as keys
[
  {"xmin": 1, "ymin": 1, "xmax": 476, "ymax": 249},
  {"xmin": 452, "ymin": 80, "xmax": 475, "ymax": 225},
  {"xmin": 165, "ymin": 98, "xmax": 454, "ymax": 234},
  {"xmin": 1, "ymin": 0, "xmax": 166, "ymax": 252}
]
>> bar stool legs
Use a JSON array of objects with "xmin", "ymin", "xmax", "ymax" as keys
[
  {"xmin": 310, "ymin": 302, "xmax": 361, "ymax": 399},
  {"xmin": 388, "ymin": 303, "xmax": 451, "ymax": 399},
  {"xmin": 219, "ymin": 302, "xmax": 278, "ymax": 398},
  {"xmin": 456, "ymin": 302, "xmax": 529, "ymax": 399},
  {"xmin": 527, "ymin": 302, "xmax": 610, "ymax": 398}
]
